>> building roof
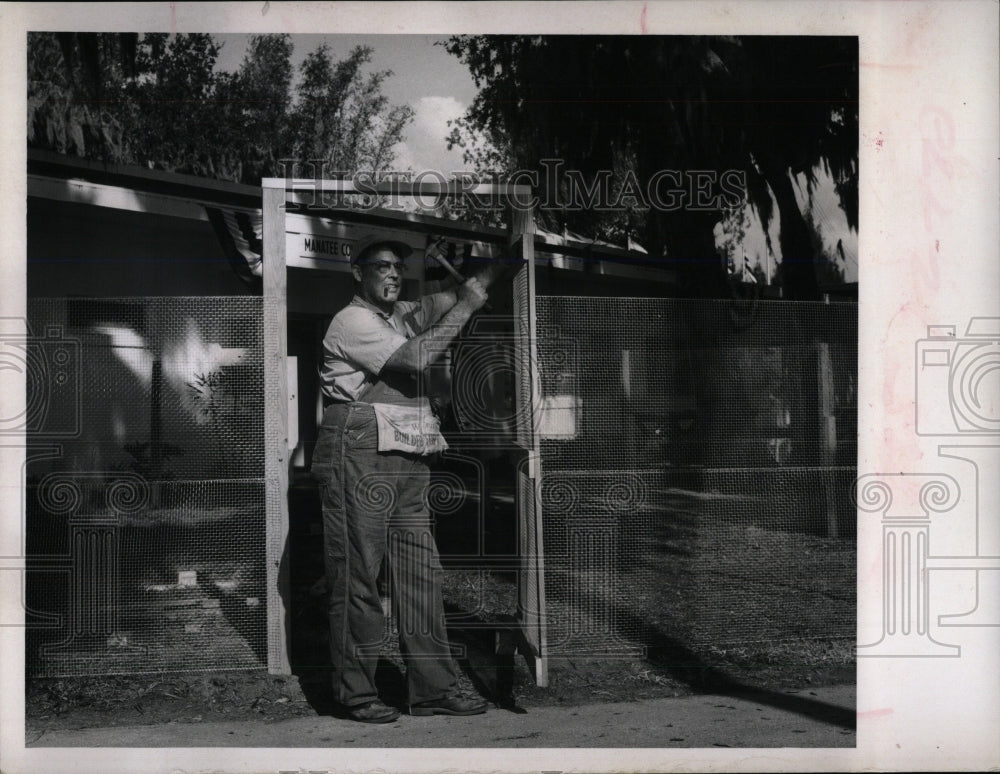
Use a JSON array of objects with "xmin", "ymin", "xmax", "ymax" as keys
[{"xmin": 28, "ymin": 150, "xmax": 677, "ymax": 287}]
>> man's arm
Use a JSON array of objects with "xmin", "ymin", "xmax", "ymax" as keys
[
  {"xmin": 421, "ymin": 257, "xmax": 510, "ymax": 325},
  {"xmin": 383, "ymin": 277, "xmax": 489, "ymax": 374}
]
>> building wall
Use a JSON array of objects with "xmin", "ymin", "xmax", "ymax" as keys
[
  {"xmin": 26, "ymin": 195, "xmax": 264, "ymax": 482},
  {"xmin": 28, "ymin": 197, "xmax": 254, "ymax": 298}
]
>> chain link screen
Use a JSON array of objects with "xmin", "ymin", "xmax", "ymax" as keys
[
  {"xmin": 534, "ymin": 296, "xmax": 857, "ymax": 656},
  {"xmin": 24, "ymin": 297, "xmax": 265, "ymax": 676}
]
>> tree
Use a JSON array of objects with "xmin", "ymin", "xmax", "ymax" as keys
[
  {"xmin": 228, "ymin": 34, "xmax": 294, "ymax": 184},
  {"xmin": 445, "ymin": 35, "xmax": 858, "ymax": 299},
  {"xmin": 285, "ymin": 44, "xmax": 413, "ymax": 178},
  {"xmin": 734, "ymin": 36, "xmax": 857, "ymax": 299},
  {"xmin": 122, "ymin": 33, "xmax": 239, "ymax": 179},
  {"xmin": 27, "ymin": 32, "xmax": 137, "ymax": 162},
  {"xmin": 28, "ymin": 33, "xmax": 415, "ymax": 187},
  {"xmin": 443, "ymin": 37, "xmax": 651, "ymax": 248}
]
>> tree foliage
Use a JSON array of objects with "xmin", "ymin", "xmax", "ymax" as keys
[
  {"xmin": 285, "ymin": 44, "xmax": 414, "ymax": 176},
  {"xmin": 27, "ymin": 32, "xmax": 135, "ymax": 162},
  {"xmin": 27, "ymin": 32, "xmax": 414, "ymax": 186},
  {"xmin": 445, "ymin": 35, "xmax": 858, "ymax": 299},
  {"xmin": 124, "ymin": 33, "xmax": 237, "ymax": 178}
]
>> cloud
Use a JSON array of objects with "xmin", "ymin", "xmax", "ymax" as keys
[{"xmin": 392, "ymin": 95, "xmax": 469, "ymax": 175}]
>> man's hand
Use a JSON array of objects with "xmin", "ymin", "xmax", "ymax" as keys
[{"xmin": 456, "ymin": 276, "xmax": 489, "ymax": 312}]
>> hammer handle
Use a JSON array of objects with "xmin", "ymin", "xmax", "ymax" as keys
[{"xmin": 430, "ymin": 251, "xmax": 492, "ymax": 312}]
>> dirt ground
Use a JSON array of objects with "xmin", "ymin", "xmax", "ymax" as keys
[
  {"xmin": 27, "ymin": 684, "xmax": 858, "ymax": 749},
  {"xmin": 26, "ymin": 562, "xmax": 855, "ymax": 737},
  {"xmin": 25, "ymin": 632, "xmax": 854, "ymax": 739},
  {"xmin": 25, "ymin": 509, "xmax": 856, "ymax": 737}
]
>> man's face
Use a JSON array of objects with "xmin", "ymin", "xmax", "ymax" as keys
[{"xmin": 353, "ymin": 246, "xmax": 405, "ymax": 311}]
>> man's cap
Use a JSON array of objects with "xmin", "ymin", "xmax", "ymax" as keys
[{"xmin": 350, "ymin": 233, "xmax": 414, "ymax": 264}]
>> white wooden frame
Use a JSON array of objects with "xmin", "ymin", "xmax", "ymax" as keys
[{"xmin": 260, "ymin": 178, "xmax": 547, "ymax": 683}]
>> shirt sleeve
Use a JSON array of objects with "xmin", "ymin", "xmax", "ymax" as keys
[
  {"xmin": 328, "ymin": 306, "xmax": 408, "ymax": 376},
  {"xmin": 399, "ymin": 292, "xmax": 454, "ymax": 334},
  {"xmin": 422, "ymin": 291, "xmax": 455, "ymax": 328}
]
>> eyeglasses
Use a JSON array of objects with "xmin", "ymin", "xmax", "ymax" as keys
[{"xmin": 364, "ymin": 260, "xmax": 405, "ymax": 276}]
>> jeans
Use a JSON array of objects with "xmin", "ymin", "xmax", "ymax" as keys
[{"xmin": 311, "ymin": 402, "xmax": 458, "ymax": 707}]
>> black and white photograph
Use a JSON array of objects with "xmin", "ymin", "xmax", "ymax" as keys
[{"xmin": 1, "ymin": 3, "xmax": 997, "ymax": 773}]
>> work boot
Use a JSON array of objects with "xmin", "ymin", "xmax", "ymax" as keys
[
  {"xmin": 345, "ymin": 699, "xmax": 400, "ymax": 724},
  {"xmin": 409, "ymin": 693, "xmax": 488, "ymax": 717}
]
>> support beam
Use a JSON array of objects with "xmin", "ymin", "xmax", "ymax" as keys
[
  {"xmin": 510, "ymin": 201, "xmax": 549, "ymax": 687},
  {"xmin": 262, "ymin": 185, "xmax": 291, "ymax": 674},
  {"xmin": 816, "ymin": 342, "xmax": 838, "ymax": 538}
]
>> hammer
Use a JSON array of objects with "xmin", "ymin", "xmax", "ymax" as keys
[{"xmin": 428, "ymin": 238, "xmax": 493, "ymax": 312}]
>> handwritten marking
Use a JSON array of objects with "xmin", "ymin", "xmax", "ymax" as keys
[
  {"xmin": 859, "ymin": 61, "xmax": 918, "ymax": 70},
  {"xmin": 859, "ymin": 707, "xmax": 895, "ymax": 719}
]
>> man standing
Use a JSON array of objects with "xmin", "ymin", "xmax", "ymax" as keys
[{"xmin": 311, "ymin": 233, "xmax": 494, "ymax": 724}]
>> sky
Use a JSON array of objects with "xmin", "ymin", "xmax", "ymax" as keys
[{"xmin": 214, "ymin": 33, "xmax": 476, "ymax": 175}]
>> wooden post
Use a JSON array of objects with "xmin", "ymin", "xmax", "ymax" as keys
[
  {"xmin": 262, "ymin": 183, "xmax": 291, "ymax": 674},
  {"xmin": 816, "ymin": 342, "xmax": 838, "ymax": 538},
  {"xmin": 509, "ymin": 198, "xmax": 548, "ymax": 687}
]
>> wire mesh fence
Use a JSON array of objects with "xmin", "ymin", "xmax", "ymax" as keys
[
  {"xmin": 21, "ymin": 292, "xmax": 857, "ymax": 675},
  {"xmin": 533, "ymin": 296, "xmax": 857, "ymax": 657},
  {"xmin": 24, "ymin": 297, "xmax": 265, "ymax": 677}
]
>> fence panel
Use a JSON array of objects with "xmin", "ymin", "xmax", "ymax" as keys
[
  {"xmin": 25, "ymin": 296, "xmax": 265, "ymax": 676},
  {"xmin": 535, "ymin": 297, "xmax": 857, "ymax": 655}
]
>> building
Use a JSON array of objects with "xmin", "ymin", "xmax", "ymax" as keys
[{"xmin": 24, "ymin": 150, "xmax": 857, "ymax": 683}]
